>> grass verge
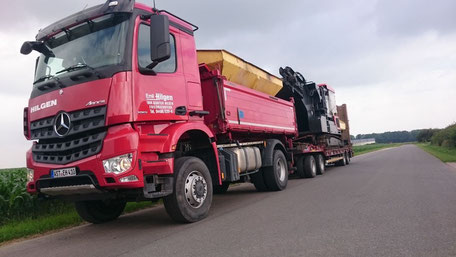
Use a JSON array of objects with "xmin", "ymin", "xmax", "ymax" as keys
[
  {"xmin": 416, "ymin": 143, "xmax": 456, "ymax": 162},
  {"xmin": 353, "ymin": 143, "xmax": 404, "ymax": 156},
  {"xmin": 0, "ymin": 201, "xmax": 158, "ymax": 245}
]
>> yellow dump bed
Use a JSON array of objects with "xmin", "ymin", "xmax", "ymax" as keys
[{"xmin": 197, "ymin": 50, "xmax": 283, "ymax": 96}]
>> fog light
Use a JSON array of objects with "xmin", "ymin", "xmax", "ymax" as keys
[
  {"xmin": 103, "ymin": 153, "xmax": 133, "ymax": 174},
  {"xmin": 27, "ymin": 168, "xmax": 34, "ymax": 183},
  {"xmin": 119, "ymin": 175, "xmax": 138, "ymax": 183}
]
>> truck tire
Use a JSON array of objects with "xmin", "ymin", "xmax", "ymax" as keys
[
  {"xmin": 316, "ymin": 154, "xmax": 326, "ymax": 175},
  {"xmin": 250, "ymin": 171, "xmax": 268, "ymax": 192},
  {"xmin": 297, "ymin": 155, "xmax": 317, "ymax": 178},
  {"xmin": 213, "ymin": 182, "xmax": 230, "ymax": 194},
  {"xmin": 263, "ymin": 150, "xmax": 288, "ymax": 191},
  {"xmin": 336, "ymin": 154, "xmax": 347, "ymax": 166},
  {"xmin": 345, "ymin": 152, "xmax": 351, "ymax": 164},
  {"xmin": 163, "ymin": 157, "xmax": 213, "ymax": 223},
  {"xmin": 74, "ymin": 199, "xmax": 126, "ymax": 224}
]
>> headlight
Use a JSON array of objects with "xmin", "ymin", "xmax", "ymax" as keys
[
  {"xmin": 103, "ymin": 153, "xmax": 133, "ymax": 174},
  {"xmin": 27, "ymin": 168, "xmax": 34, "ymax": 183}
]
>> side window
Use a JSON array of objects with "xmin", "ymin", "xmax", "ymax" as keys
[{"xmin": 138, "ymin": 24, "xmax": 176, "ymax": 73}]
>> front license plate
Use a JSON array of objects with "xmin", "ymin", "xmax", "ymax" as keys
[{"xmin": 51, "ymin": 167, "xmax": 77, "ymax": 178}]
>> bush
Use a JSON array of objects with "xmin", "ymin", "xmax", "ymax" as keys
[
  {"xmin": 0, "ymin": 168, "xmax": 72, "ymax": 225},
  {"xmin": 431, "ymin": 124, "xmax": 456, "ymax": 148},
  {"xmin": 416, "ymin": 129, "xmax": 440, "ymax": 142}
]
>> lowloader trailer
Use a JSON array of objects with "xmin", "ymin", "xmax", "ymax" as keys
[{"xmin": 21, "ymin": 0, "xmax": 352, "ymax": 223}]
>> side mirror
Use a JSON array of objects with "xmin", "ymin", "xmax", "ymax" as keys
[
  {"xmin": 150, "ymin": 15, "xmax": 170, "ymax": 63},
  {"xmin": 20, "ymin": 41, "xmax": 55, "ymax": 57},
  {"xmin": 20, "ymin": 41, "xmax": 34, "ymax": 55}
]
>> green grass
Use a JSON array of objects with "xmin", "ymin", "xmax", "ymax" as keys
[
  {"xmin": 0, "ymin": 167, "xmax": 160, "ymax": 244},
  {"xmin": 0, "ymin": 201, "xmax": 158, "ymax": 244},
  {"xmin": 353, "ymin": 143, "xmax": 403, "ymax": 156},
  {"xmin": 416, "ymin": 143, "xmax": 456, "ymax": 162}
]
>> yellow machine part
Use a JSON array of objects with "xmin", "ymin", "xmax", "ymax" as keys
[{"xmin": 197, "ymin": 50, "xmax": 283, "ymax": 96}]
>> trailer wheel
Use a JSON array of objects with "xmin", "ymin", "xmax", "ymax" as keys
[
  {"xmin": 163, "ymin": 157, "xmax": 213, "ymax": 223},
  {"xmin": 250, "ymin": 171, "xmax": 269, "ymax": 192},
  {"xmin": 297, "ymin": 155, "xmax": 317, "ymax": 178},
  {"xmin": 345, "ymin": 152, "xmax": 351, "ymax": 165},
  {"xmin": 74, "ymin": 199, "xmax": 126, "ymax": 224},
  {"xmin": 213, "ymin": 182, "xmax": 230, "ymax": 194},
  {"xmin": 316, "ymin": 154, "xmax": 326, "ymax": 175},
  {"xmin": 263, "ymin": 150, "xmax": 288, "ymax": 191},
  {"xmin": 336, "ymin": 153, "xmax": 347, "ymax": 166}
]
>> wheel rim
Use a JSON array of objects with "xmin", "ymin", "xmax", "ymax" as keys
[
  {"xmin": 311, "ymin": 157, "xmax": 316, "ymax": 176},
  {"xmin": 184, "ymin": 170, "xmax": 208, "ymax": 208},
  {"xmin": 276, "ymin": 158, "xmax": 286, "ymax": 182},
  {"xmin": 319, "ymin": 156, "xmax": 325, "ymax": 171}
]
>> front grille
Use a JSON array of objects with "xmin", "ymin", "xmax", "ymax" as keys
[{"xmin": 31, "ymin": 106, "xmax": 107, "ymax": 164}]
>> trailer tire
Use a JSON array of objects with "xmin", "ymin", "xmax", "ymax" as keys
[
  {"xmin": 250, "ymin": 171, "xmax": 269, "ymax": 192},
  {"xmin": 336, "ymin": 154, "xmax": 347, "ymax": 166},
  {"xmin": 263, "ymin": 150, "xmax": 288, "ymax": 191},
  {"xmin": 345, "ymin": 152, "xmax": 351, "ymax": 164},
  {"xmin": 163, "ymin": 157, "xmax": 213, "ymax": 223},
  {"xmin": 298, "ymin": 155, "xmax": 317, "ymax": 178},
  {"xmin": 213, "ymin": 182, "xmax": 230, "ymax": 194},
  {"xmin": 74, "ymin": 199, "xmax": 126, "ymax": 224},
  {"xmin": 316, "ymin": 154, "xmax": 326, "ymax": 175}
]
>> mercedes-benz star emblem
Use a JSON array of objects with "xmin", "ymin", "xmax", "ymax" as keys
[{"xmin": 54, "ymin": 112, "xmax": 71, "ymax": 137}]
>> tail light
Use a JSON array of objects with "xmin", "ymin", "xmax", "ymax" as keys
[{"xmin": 23, "ymin": 107, "xmax": 30, "ymax": 140}]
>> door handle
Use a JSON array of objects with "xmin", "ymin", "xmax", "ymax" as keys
[{"xmin": 175, "ymin": 106, "xmax": 187, "ymax": 115}]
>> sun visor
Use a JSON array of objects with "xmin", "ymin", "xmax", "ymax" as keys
[{"xmin": 36, "ymin": 0, "xmax": 135, "ymax": 41}]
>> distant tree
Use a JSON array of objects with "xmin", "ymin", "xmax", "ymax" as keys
[{"xmin": 416, "ymin": 129, "xmax": 440, "ymax": 142}]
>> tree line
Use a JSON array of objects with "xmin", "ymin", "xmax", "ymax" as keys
[
  {"xmin": 352, "ymin": 123, "xmax": 456, "ymax": 148},
  {"xmin": 353, "ymin": 130, "xmax": 422, "ymax": 143}
]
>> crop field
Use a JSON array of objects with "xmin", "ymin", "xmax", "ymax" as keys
[{"xmin": 0, "ymin": 168, "xmax": 155, "ymax": 243}]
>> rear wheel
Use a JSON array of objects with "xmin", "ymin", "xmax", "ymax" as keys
[
  {"xmin": 213, "ymin": 182, "xmax": 230, "ymax": 194},
  {"xmin": 345, "ymin": 152, "xmax": 351, "ymax": 164},
  {"xmin": 263, "ymin": 150, "xmax": 288, "ymax": 191},
  {"xmin": 163, "ymin": 157, "xmax": 213, "ymax": 223},
  {"xmin": 315, "ymin": 154, "xmax": 326, "ymax": 175},
  {"xmin": 74, "ymin": 199, "xmax": 126, "ymax": 224},
  {"xmin": 297, "ymin": 155, "xmax": 317, "ymax": 178},
  {"xmin": 336, "ymin": 153, "xmax": 347, "ymax": 166}
]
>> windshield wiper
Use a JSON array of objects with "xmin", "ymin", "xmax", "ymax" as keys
[
  {"xmin": 56, "ymin": 63, "xmax": 90, "ymax": 74},
  {"xmin": 34, "ymin": 75, "xmax": 55, "ymax": 84},
  {"xmin": 56, "ymin": 63, "xmax": 104, "ymax": 79},
  {"xmin": 34, "ymin": 75, "xmax": 65, "ymax": 90}
]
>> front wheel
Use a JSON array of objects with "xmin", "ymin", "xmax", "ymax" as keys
[
  {"xmin": 74, "ymin": 199, "xmax": 126, "ymax": 224},
  {"xmin": 163, "ymin": 157, "xmax": 213, "ymax": 223},
  {"xmin": 263, "ymin": 150, "xmax": 288, "ymax": 191}
]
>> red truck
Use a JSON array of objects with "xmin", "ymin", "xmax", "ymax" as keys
[{"xmin": 21, "ymin": 0, "xmax": 352, "ymax": 223}]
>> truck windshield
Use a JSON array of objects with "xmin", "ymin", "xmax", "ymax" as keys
[{"xmin": 34, "ymin": 13, "xmax": 130, "ymax": 83}]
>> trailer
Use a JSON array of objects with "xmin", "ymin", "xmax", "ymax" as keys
[{"xmin": 21, "ymin": 0, "xmax": 351, "ymax": 224}]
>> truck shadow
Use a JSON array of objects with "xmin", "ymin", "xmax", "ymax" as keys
[{"xmin": 85, "ymin": 166, "xmax": 339, "ymax": 232}]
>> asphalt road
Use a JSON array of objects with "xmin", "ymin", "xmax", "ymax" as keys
[{"xmin": 2, "ymin": 145, "xmax": 456, "ymax": 257}]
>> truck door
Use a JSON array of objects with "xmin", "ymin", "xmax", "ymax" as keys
[{"xmin": 132, "ymin": 21, "xmax": 188, "ymax": 122}]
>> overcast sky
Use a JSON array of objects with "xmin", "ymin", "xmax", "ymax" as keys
[{"xmin": 0, "ymin": 0, "xmax": 455, "ymax": 168}]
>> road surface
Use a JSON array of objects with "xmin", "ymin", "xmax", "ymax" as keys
[{"xmin": 2, "ymin": 145, "xmax": 456, "ymax": 257}]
